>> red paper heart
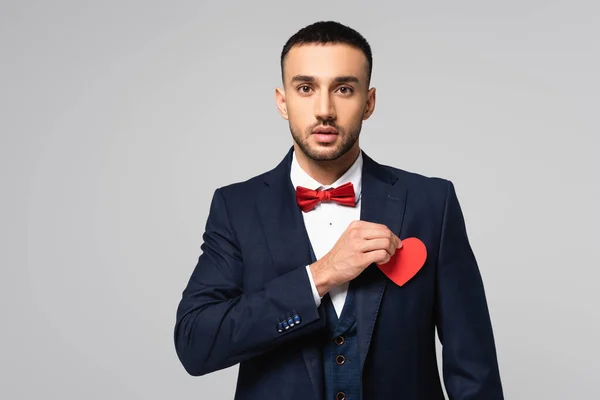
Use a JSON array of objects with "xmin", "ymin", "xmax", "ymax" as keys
[{"xmin": 377, "ymin": 237, "xmax": 427, "ymax": 286}]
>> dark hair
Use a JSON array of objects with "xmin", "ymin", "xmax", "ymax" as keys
[{"xmin": 280, "ymin": 21, "xmax": 373, "ymax": 85}]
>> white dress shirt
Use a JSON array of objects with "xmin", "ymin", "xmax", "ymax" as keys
[{"xmin": 290, "ymin": 149, "xmax": 363, "ymax": 317}]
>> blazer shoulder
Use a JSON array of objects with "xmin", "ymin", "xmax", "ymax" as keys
[
  {"xmin": 209, "ymin": 169, "xmax": 271, "ymax": 207},
  {"xmin": 380, "ymin": 162, "xmax": 451, "ymax": 200},
  {"xmin": 211, "ymin": 151, "xmax": 289, "ymax": 199}
]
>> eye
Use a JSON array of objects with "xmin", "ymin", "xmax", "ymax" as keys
[
  {"xmin": 298, "ymin": 85, "xmax": 312, "ymax": 94},
  {"xmin": 338, "ymin": 86, "xmax": 354, "ymax": 95}
]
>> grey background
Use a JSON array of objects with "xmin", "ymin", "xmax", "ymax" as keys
[{"xmin": 1, "ymin": 0, "xmax": 598, "ymax": 399}]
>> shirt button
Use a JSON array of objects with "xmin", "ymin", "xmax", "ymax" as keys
[
  {"xmin": 334, "ymin": 336, "xmax": 345, "ymax": 345},
  {"xmin": 336, "ymin": 392, "xmax": 346, "ymax": 400},
  {"xmin": 335, "ymin": 355, "xmax": 346, "ymax": 365}
]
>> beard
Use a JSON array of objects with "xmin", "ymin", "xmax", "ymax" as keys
[{"xmin": 290, "ymin": 120, "xmax": 362, "ymax": 161}]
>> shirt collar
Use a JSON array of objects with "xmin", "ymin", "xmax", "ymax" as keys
[{"xmin": 290, "ymin": 148, "xmax": 363, "ymax": 203}]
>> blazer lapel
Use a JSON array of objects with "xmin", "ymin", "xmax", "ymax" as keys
[
  {"xmin": 256, "ymin": 147, "xmax": 314, "ymax": 277},
  {"xmin": 355, "ymin": 151, "xmax": 408, "ymax": 373},
  {"xmin": 256, "ymin": 146, "xmax": 325, "ymax": 400}
]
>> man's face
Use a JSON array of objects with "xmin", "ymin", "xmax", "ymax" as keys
[{"xmin": 276, "ymin": 43, "xmax": 376, "ymax": 161}]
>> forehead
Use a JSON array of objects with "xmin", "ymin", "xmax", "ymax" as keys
[{"xmin": 283, "ymin": 43, "xmax": 368, "ymax": 83}]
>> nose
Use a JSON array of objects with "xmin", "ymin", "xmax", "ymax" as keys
[{"xmin": 314, "ymin": 91, "xmax": 336, "ymax": 121}]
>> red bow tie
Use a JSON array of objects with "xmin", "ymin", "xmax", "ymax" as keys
[{"xmin": 296, "ymin": 182, "xmax": 356, "ymax": 212}]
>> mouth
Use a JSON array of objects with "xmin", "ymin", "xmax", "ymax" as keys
[
  {"xmin": 312, "ymin": 126, "xmax": 338, "ymax": 135},
  {"xmin": 311, "ymin": 127, "xmax": 339, "ymax": 143}
]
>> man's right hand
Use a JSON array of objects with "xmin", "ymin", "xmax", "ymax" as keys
[{"xmin": 309, "ymin": 220, "xmax": 402, "ymax": 297}]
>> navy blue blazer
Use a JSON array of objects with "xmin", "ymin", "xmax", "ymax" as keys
[{"xmin": 174, "ymin": 146, "xmax": 503, "ymax": 399}]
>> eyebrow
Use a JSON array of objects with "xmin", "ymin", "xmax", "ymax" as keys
[{"xmin": 290, "ymin": 75, "xmax": 360, "ymax": 84}]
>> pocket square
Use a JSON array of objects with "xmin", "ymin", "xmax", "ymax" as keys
[{"xmin": 377, "ymin": 237, "xmax": 427, "ymax": 286}]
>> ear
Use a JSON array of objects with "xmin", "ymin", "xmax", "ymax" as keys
[
  {"xmin": 363, "ymin": 87, "xmax": 376, "ymax": 120},
  {"xmin": 275, "ymin": 87, "xmax": 288, "ymax": 120}
]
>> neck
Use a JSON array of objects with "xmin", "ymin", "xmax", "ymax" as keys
[{"xmin": 293, "ymin": 143, "xmax": 360, "ymax": 185}]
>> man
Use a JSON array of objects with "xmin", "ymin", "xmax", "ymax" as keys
[{"xmin": 174, "ymin": 21, "xmax": 503, "ymax": 400}]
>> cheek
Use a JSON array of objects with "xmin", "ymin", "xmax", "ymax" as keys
[
  {"xmin": 335, "ymin": 101, "xmax": 366, "ymax": 122},
  {"xmin": 286, "ymin": 100, "xmax": 311, "ymax": 121}
]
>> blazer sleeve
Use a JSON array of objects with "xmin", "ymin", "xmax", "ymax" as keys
[
  {"xmin": 435, "ymin": 181, "xmax": 504, "ymax": 399},
  {"xmin": 174, "ymin": 187, "xmax": 325, "ymax": 376}
]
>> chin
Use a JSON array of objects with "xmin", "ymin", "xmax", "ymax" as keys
[{"xmin": 305, "ymin": 145, "xmax": 346, "ymax": 161}]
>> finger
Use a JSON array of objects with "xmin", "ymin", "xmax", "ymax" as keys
[
  {"xmin": 389, "ymin": 241, "xmax": 398, "ymax": 256},
  {"xmin": 359, "ymin": 227, "xmax": 396, "ymax": 241},
  {"xmin": 363, "ymin": 249, "xmax": 389, "ymax": 266},
  {"xmin": 363, "ymin": 230, "xmax": 401, "ymax": 252},
  {"xmin": 359, "ymin": 238, "xmax": 396, "ymax": 257}
]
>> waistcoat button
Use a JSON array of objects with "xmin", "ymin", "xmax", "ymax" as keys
[
  {"xmin": 335, "ymin": 355, "xmax": 346, "ymax": 365},
  {"xmin": 336, "ymin": 392, "xmax": 346, "ymax": 400},
  {"xmin": 334, "ymin": 336, "xmax": 345, "ymax": 345}
]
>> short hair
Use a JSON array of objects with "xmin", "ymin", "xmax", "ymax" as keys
[{"xmin": 280, "ymin": 21, "xmax": 373, "ymax": 85}]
